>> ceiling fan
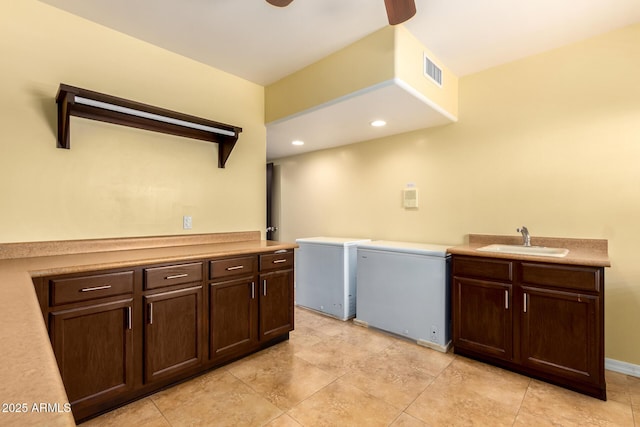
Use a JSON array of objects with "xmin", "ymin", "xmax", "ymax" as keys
[{"xmin": 265, "ymin": 0, "xmax": 417, "ymax": 25}]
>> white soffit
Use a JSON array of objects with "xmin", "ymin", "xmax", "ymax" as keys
[{"xmin": 266, "ymin": 80, "xmax": 455, "ymax": 160}]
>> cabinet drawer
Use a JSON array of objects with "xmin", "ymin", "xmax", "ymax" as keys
[
  {"xmin": 520, "ymin": 263, "xmax": 601, "ymax": 292},
  {"xmin": 453, "ymin": 256, "xmax": 513, "ymax": 282},
  {"xmin": 144, "ymin": 262, "xmax": 203, "ymax": 290},
  {"xmin": 210, "ymin": 256, "xmax": 258, "ymax": 280},
  {"xmin": 260, "ymin": 252, "xmax": 293, "ymax": 272},
  {"xmin": 50, "ymin": 271, "xmax": 134, "ymax": 306}
]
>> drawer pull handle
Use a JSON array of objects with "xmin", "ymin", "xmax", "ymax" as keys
[
  {"xmin": 505, "ymin": 290, "xmax": 509, "ymax": 310},
  {"xmin": 273, "ymin": 259, "xmax": 287, "ymax": 264},
  {"xmin": 165, "ymin": 273, "xmax": 188, "ymax": 280},
  {"xmin": 226, "ymin": 265, "xmax": 244, "ymax": 271},
  {"xmin": 80, "ymin": 285, "xmax": 112, "ymax": 292}
]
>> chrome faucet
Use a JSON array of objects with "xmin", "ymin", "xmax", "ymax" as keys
[{"xmin": 517, "ymin": 226, "xmax": 531, "ymax": 247}]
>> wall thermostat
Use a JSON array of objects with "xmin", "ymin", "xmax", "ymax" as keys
[{"xmin": 403, "ymin": 188, "xmax": 418, "ymax": 208}]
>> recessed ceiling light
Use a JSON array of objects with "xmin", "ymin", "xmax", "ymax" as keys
[
  {"xmin": 370, "ymin": 120, "xmax": 386, "ymax": 127},
  {"xmin": 291, "ymin": 140, "xmax": 304, "ymax": 146}
]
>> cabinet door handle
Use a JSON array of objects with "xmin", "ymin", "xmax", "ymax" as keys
[
  {"xmin": 505, "ymin": 290, "xmax": 509, "ymax": 310},
  {"xmin": 226, "ymin": 265, "xmax": 244, "ymax": 271},
  {"xmin": 165, "ymin": 273, "xmax": 188, "ymax": 280},
  {"xmin": 263, "ymin": 279, "xmax": 267, "ymax": 296},
  {"xmin": 523, "ymin": 293, "xmax": 528, "ymax": 313},
  {"xmin": 127, "ymin": 306, "xmax": 132, "ymax": 330},
  {"xmin": 273, "ymin": 259, "xmax": 287, "ymax": 264},
  {"xmin": 80, "ymin": 285, "xmax": 111, "ymax": 292},
  {"xmin": 251, "ymin": 282, "xmax": 255, "ymax": 299},
  {"xmin": 149, "ymin": 302, "xmax": 153, "ymax": 324}
]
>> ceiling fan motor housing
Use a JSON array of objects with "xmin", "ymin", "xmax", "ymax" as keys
[{"xmin": 266, "ymin": 0, "xmax": 417, "ymax": 25}]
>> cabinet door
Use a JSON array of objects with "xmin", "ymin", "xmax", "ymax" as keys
[
  {"xmin": 50, "ymin": 299, "xmax": 134, "ymax": 413},
  {"xmin": 521, "ymin": 286, "xmax": 600, "ymax": 384},
  {"xmin": 259, "ymin": 270, "xmax": 294, "ymax": 341},
  {"xmin": 453, "ymin": 277, "xmax": 513, "ymax": 360},
  {"xmin": 144, "ymin": 286, "xmax": 203, "ymax": 383},
  {"xmin": 210, "ymin": 278, "xmax": 258, "ymax": 361}
]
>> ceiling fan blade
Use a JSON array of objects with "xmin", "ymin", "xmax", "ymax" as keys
[
  {"xmin": 266, "ymin": 0, "xmax": 294, "ymax": 7},
  {"xmin": 384, "ymin": 0, "xmax": 416, "ymax": 25}
]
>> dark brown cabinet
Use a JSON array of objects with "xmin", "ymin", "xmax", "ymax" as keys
[
  {"xmin": 209, "ymin": 255, "xmax": 259, "ymax": 362},
  {"xmin": 38, "ymin": 249, "xmax": 295, "ymax": 422},
  {"xmin": 142, "ymin": 261, "xmax": 205, "ymax": 384},
  {"xmin": 210, "ymin": 277, "xmax": 258, "ymax": 361},
  {"xmin": 259, "ymin": 251, "xmax": 294, "ymax": 341},
  {"xmin": 46, "ymin": 271, "xmax": 135, "ymax": 421},
  {"xmin": 260, "ymin": 270, "xmax": 294, "ymax": 340},
  {"xmin": 520, "ymin": 286, "xmax": 599, "ymax": 383},
  {"xmin": 50, "ymin": 300, "xmax": 134, "ymax": 410},
  {"xmin": 143, "ymin": 285, "xmax": 203, "ymax": 383},
  {"xmin": 452, "ymin": 255, "xmax": 605, "ymax": 400},
  {"xmin": 209, "ymin": 252, "xmax": 295, "ymax": 361},
  {"xmin": 453, "ymin": 277, "xmax": 512, "ymax": 361}
]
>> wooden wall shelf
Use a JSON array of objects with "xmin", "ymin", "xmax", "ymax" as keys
[{"xmin": 56, "ymin": 84, "xmax": 242, "ymax": 168}]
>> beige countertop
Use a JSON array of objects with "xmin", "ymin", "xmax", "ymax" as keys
[
  {"xmin": 447, "ymin": 234, "xmax": 611, "ymax": 267},
  {"xmin": 0, "ymin": 231, "xmax": 608, "ymax": 425},
  {"xmin": 0, "ymin": 232, "xmax": 297, "ymax": 427}
]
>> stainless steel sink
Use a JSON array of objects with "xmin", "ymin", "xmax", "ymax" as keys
[{"xmin": 477, "ymin": 244, "xmax": 569, "ymax": 257}]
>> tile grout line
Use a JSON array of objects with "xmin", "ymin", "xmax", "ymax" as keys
[
  {"xmin": 298, "ymin": 310, "xmax": 455, "ymax": 426},
  {"xmin": 303, "ymin": 314, "xmax": 444, "ymax": 426},
  {"xmin": 149, "ymin": 396, "xmax": 173, "ymax": 427},
  {"xmin": 394, "ymin": 352, "xmax": 457, "ymax": 425},
  {"xmin": 227, "ymin": 322, "xmax": 350, "ymax": 426},
  {"xmin": 510, "ymin": 378, "xmax": 532, "ymax": 427},
  {"xmin": 82, "ymin": 308, "xmax": 637, "ymax": 426},
  {"xmin": 284, "ymin": 375, "xmax": 347, "ymax": 427},
  {"xmin": 226, "ymin": 348, "xmax": 292, "ymax": 424},
  {"xmin": 285, "ymin": 314, "xmax": 374, "ymax": 426}
]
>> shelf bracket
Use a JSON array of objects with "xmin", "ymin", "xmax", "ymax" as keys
[{"xmin": 55, "ymin": 84, "xmax": 242, "ymax": 168}]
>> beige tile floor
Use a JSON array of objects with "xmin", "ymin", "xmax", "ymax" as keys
[{"xmin": 81, "ymin": 307, "xmax": 639, "ymax": 427}]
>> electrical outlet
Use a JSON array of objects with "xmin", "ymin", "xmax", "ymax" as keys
[
  {"xmin": 183, "ymin": 215, "xmax": 192, "ymax": 230},
  {"xmin": 430, "ymin": 325, "xmax": 438, "ymax": 342}
]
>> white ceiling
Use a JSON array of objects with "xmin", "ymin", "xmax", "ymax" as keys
[{"xmin": 39, "ymin": 0, "xmax": 640, "ymax": 159}]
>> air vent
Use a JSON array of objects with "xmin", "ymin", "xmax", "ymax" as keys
[{"xmin": 424, "ymin": 53, "xmax": 442, "ymax": 86}]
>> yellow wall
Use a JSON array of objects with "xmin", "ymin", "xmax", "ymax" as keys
[
  {"xmin": 0, "ymin": 1, "xmax": 265, "ymax": 243},
  {"xmin": 265, "ymin": 27, "xmax": 396, "ymax": 123},
  {"xmin": 265, "ymin": 25, "xmax": 458, "ymax": 124},
  {"xmin": 394, "ymin": 26, "xmax": 458, "ymax": 118},
  {"xmin": 274, "ymin": 23, "xmax": 640, "ymax": 364}
]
